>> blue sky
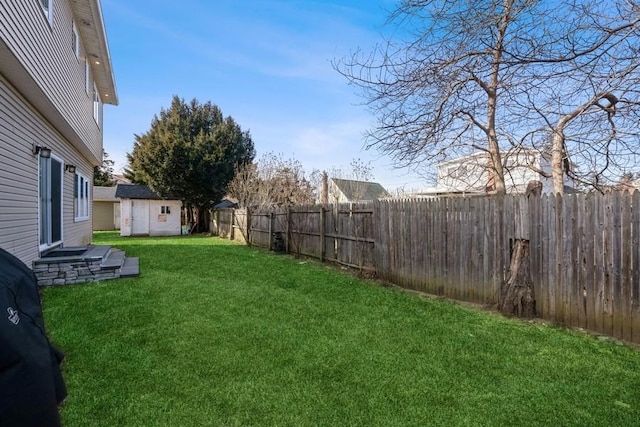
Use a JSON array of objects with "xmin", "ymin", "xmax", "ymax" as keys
[{"xmin": 101, "ymin": 0, "xmax": 427, "ymax": 191}]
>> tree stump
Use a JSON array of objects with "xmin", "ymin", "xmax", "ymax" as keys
[
  {"xmin": 499, "ymin": 180, "xmax": 541, "ymax": 317},
  {"xmin": 500, "ymin": 239, "xmax": 536, "ymax": 317}
]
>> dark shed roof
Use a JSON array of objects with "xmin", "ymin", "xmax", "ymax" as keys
[{"xmin": 115, "ymin": 184, "xmax": 177, "ymax": 200}]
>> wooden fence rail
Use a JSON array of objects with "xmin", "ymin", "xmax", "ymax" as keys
[{"xmin": 212, "ymin": 191, "xmax": 640, "ymax": 344}]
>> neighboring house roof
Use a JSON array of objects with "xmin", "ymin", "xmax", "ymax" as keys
[
  {"xmin": 115, "ymin": 184, "xmax": 178, "ymax": 200},
  {"xmin": 331, "ymin": 178, "xmax": 391, "ymax": 202},
  {"xmin": 93, "ymin": 186, "xmax": 118, "ymax": 202}
]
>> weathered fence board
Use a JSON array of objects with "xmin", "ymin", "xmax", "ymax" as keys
[
  {"xmin": 583, "ymin": 194, "xmax": 596, "ymax": 332},
  {"xmin": 594, "ymin": 194, "xmax": 605, "ymax": 334},
  {"xmin": 633, "ymin": 191, "xmax": 640, "ymax": 343},
  {"xmin": 621, "ymin": 192, "xmax": 632, "ymax": 342}
]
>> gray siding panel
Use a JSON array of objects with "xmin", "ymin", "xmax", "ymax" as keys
[
  {"xmin": 0, "ymin": 0, "xmax": 103, "ymax": 163},
  {"xmin": 0, "ymin": 76, "xmax": 93, "ymax": 266}
]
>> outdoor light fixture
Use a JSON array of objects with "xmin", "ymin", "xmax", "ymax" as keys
[
  {"xmin": 32, "ymin": 145, "xmax": 52, "ymax": 158},
  {"xmin": 65, "ymin": 164, "xmax": 77, "ymax": 173}
]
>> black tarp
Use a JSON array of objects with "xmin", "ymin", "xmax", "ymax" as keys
[{"xmin": 0, "ymin": 247, "xmax": 66, "ymax": 427}]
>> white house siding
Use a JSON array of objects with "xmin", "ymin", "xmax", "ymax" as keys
[
  {"xmin": 437, "ymin": 151, "xmax": 559, "ymax": 194},
  {"xmin": 0, "ymin": 75, "xmax": 93, "ymax": 265},
  {"xmin": 438, "ymin": 159, "xmax": 488, "ymax": 193},
  {"xmin": 0, "ymin": 0, "xmax": 107, "ymax": 165}
]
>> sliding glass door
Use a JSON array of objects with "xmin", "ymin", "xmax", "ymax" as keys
[{"xmin": 39, "ymin": 156, "xmax": 62, "ymax": 248}]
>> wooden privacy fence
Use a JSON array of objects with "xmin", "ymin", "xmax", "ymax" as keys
[
  {"xmin": 212, "ymin": 191, "xmax": 640, "ymax": 344},
  {"xmin": 211, "ymin": 204, "xmax": 375, "ymax": 270}
]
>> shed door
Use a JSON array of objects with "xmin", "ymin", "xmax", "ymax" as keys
[{"xmin": 131, "ymin": 200, "xmax": 149, "ymax": 235}]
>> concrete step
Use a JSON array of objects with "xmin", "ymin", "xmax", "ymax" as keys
[
  {"xmin": 119, "ymin": 257, "xmax": 140, "ymax": 278},
  {"xmin": 84, "ymin": 245, "xmax": 112, "ymax": 261},
  {"xmin": 101, "ymin": 250, "xmax": 125, "ymax": 270}
]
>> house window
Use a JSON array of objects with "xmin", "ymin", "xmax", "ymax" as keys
[
  {"xmin": 74, "ymin": 173, "xmax": 90, "ymax": 220},
  {"xmin": 72, "ymin": 21, "xmax": 79, "ymax": 58},
  {"xmin": 161, "ymin": 206, "xmax": 171, "ymax": 215},
  {"xmin": 93, "ymin": 82, "xmax": 101, "ymax": 124},
  {"xmin": 40, "ymin": 0, "xmax": 53, "ymax": 26},
  {"xmin": 39, "ymin": 155, "xmax": 63, "ymax": 249}
]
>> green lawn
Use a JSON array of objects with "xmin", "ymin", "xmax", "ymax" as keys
[{"xmin": 42, "ymin": 232, "xmax": 640, "ymax": 426}]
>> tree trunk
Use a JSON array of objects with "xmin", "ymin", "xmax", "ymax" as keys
[
  {"xmin": 321, "ymin": 171, "xmax": 328, "ymax": 205},
  {"xmin": 499, "ymin": 180, "xmax": 540, "ymax": 317},
  {"xmin": 500, "ymin": 239, "xmax": 536, "ymax": 317},
  {"xmin": 551, "ymin": 129, "xmax": 565, "ymax": 195},
  {"xmin": 487, "ymin": 134, "xmax": 506, "ymax": 195},
  {"xmin": 185, "ymin": 206, "xmax": 200, "ymax": 233}
]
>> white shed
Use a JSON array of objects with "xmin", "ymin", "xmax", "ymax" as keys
[{"xmin": 115, "ymin": 184, "xmax": 182, "ymax": 236}]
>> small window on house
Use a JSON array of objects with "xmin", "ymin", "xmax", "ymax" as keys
[
  {"xmin": 40, "ymin": 0, "xmax": 53, "ymax": 25},
  {"xmin": 72, "ymin": 21, "xmax": 79, "ymax": 58},
  {"xmin": 74, "ymin": 173, "xmax": 90, "ymax": 221},
  {"xmin": 93, "ymin": 82, "xmax": 101, "ymax": 124},
  {"xmin": 161, "ymin": 206, "xmax": 171, "ymax": 215}
]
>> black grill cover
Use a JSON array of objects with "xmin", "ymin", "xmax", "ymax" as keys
[{"xmin": 0, "ymin": 247, "xmax": 67, "ymax": 427}]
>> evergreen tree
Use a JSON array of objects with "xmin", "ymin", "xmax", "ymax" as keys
[
  {"xmin": 93, "ymin": 151, "xmax": 115, "ymax": 186},
  {"xmin": 127, "ymin": 96, "xmax": 255, "ymax": 229}
]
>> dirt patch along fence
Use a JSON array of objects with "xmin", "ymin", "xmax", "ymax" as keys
[{"xmin": 212, "ymin": 191, "xmax": 640, "ymax": 344}]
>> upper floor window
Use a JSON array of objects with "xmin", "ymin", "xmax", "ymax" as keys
[
  {"xmin": 93, "ymin": 82, "xmax": 101, "ymax": 125},
  {"xmin": 40, "ymin": 0, "xmax": 53, "ymax": 26},
  {"xmin": 72, "ymin": 21, "xmax": 79, "ymax": 58}
]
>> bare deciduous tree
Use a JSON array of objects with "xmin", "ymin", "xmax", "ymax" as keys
[
  {"xmin": 227, "ymin": 152, "xmax": 316, "ymax": 257},
  {"xmin": 336, "ymin": 0, "xmax": 640, "ymax": 195},
  {"xmin": 227, "ymin": 152, "xmax": 315, "ymax": 210}
]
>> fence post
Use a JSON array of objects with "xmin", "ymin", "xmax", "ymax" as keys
[
  {"xmin": 286, "ymin": 207, "xmax": 292, "ymax": 254},
  {"xmin": 268, "ymin": 212, "xmax": 274, "ymax": 250},
  {"xmin": 246, "ymin": 208, "xmax": 252, "ymax": 247},
  {"xmin": 231, "ymin": 209, "xmax": 236, "ymax": 240},
  {"xmin": 320, "ymin": 206, "xmax": 326, "ymax": 262}
]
